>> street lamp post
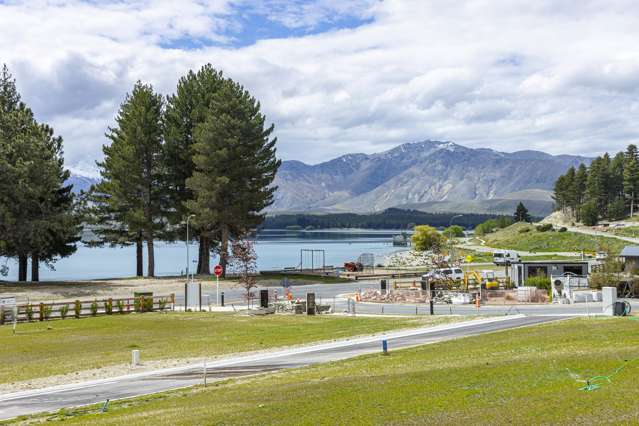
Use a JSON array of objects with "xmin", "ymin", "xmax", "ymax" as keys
[{"xmin": 185, "ymin": 215, "xmax": 195, "ymax": 283}]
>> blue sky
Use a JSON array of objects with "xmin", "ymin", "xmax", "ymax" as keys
[{"xmin": 2, "ymin": 0, "xmax": 639, "ymax": 176}]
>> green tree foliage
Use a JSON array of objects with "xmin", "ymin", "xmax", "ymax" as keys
[
  {"xmin": 513, "ymin": 202, "xmax": 531, "ymax": 222},
  {"xmin": 411, "ymin": 225, "xmax": 444, "ymax": 252},
  {"xmin": 164, "ymin": 65, "xmax": 226, "ymax": 274},
  {"xmin": 92, "ymin": 81, "xmax": 166, "ymax": 277},
  {"xmin": 185, "ymin": 76, "xmax": 280, "ymax": 276},
  {"xmin": 443, "ymin": 225, "xmax": 465, "ymax": 238},
  {"xmin": 0, "ymin": 64, "xmax": 79, "ymax": 281},
  {"xmin": 580, "ymin": 200, "xmax": 599, "ymax": 226},
  {"xmin": 623, "ymin": 145, "xmax": 639, "ymax": 217},
  {"xmin": 474, "ymin": 216, "xmax": 513, "ymax": 236}
]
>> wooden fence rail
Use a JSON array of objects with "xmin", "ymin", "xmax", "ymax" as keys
[{"xmin": 0, "ymin": 294, "xmax": 175, "ymax": 325}]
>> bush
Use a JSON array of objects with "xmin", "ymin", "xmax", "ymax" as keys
[
  {"xmin": 90, "ymin": 300, "xmax": 98, "ymax": 316},
  {"xmin": 535, "ymin": 224, "xmax": 553, "ymax": 232},
  {"xmin": 60, "ymin": 304, "xmax": 69, "ymax": 320},
  {"xmin": 116, "ymin": 299, "xmax": 125, "ymax": 314},
  {"xmin": 580, "ymin": 200, "xmax": 599, "ymax": 226},
  {"xmin": 74, "ymin": 300, "xmax": 82, "ymax": 318},
  {"xmin": 412, "ymin": 225, "xmax": 444, "ymax": 252},
  {"xmin": 443, "ymin": 225, "xmax": 465, "ymax": 238},
  {"xmin": 518, "ymin": 227, "xmax": 531, "ymax": 233},
  {"xmin": 158, "ymin": 299, "xmax": 167, "ymax": 311},
  {"xmin": 558, "ymin": 227, "xmax": 567, "ymax": 232},
  {"xmin": 105, "ymin": 299, "xmax": 113, "ymax": 315},
  {"xmin": 25, "ymin": 304, "xmax": 34, "ymax": 321},
  {"xmin": 524, "ymin": 275, "xmax": 551, "ymax": 291},
  {"xmin": 43, "ymin": 304, "xmax": 52, "ymax": 320}
]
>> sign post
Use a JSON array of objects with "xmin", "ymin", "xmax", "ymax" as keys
[{"xmin": 214, "ymin": 264, "xmax": 223, "ymax": 305}]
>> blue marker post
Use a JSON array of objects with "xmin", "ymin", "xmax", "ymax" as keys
[{"xmin": 382, "ymin": 339, "xmax": 388, "ymax": 355}]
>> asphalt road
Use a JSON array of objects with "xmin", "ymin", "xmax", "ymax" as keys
[{"xmin": 0, "ymin": 315, "xmax": 564, "ymax": 420}]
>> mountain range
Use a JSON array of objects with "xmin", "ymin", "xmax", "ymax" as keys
[
  {"xmin": 67, "ymin": 140, "xmax": 590, "ymax": 217},
  {"xmin": 270, "ymin": 141, "xmax": 590, "ymax": 216}
]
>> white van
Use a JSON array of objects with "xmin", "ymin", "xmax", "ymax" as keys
[{"xmin": 493, "ymin": 250, "xmax": 520, "ymax": 265}]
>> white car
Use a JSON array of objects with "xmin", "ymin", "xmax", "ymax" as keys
[{"xmin": 423, "ymin": 267, "xmax": 464, "ymax": 281}]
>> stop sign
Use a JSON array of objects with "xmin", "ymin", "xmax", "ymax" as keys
[{"xmin": 214, "ymin": 264, "xmax": 223, "ymax": 277}]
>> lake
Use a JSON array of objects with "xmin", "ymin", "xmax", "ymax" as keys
[{"xmin": 0, "ymin": 229, "xmax": 408, "ymax": 281}]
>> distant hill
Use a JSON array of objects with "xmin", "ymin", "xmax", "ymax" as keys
[
  {"xmin": 270, "ymin": 140, "xmax": 589, "ymax": 214},
  {"xmin": 66, "ymin": 175, "xmax": 98, "ymax": 193}
]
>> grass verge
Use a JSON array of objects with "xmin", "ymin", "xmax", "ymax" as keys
[
  {"xmin": 483, "ymin": 222, "xmax": 626, "ymax": 254},
  {"xmin": 11, "ymin": 317, "xmax": 639, "ymax": 425},
  {"xmin": 0, "ymin": 313, "xmax": 457, "ymax": 385}
]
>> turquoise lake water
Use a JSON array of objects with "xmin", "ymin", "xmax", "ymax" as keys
[{"xmin": 0, "ymin": 229, "xmax": 407, "ymax": 281}]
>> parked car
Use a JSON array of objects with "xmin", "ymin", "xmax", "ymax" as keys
[{"xmin": 423, "ymin": 267, "xmax": 464, "ymax": 281}]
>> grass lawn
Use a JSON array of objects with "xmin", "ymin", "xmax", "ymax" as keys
[
  {"xmin": 15, "ymin": 317, "xmax": 639, "ymax": 425},
  {"xmin": 0, "ymin": 313, "xmax": 457, "ymax": 385},
  {"xmin": 483, "ymin": 223, "xmax": 626, "ymax": 254},
  {"xmin": 256, "ymin": 272, "xmax": 352, "ymax": 284},
  {"xmin": 610, "ymin": 226, "xmax": 639, "ymax": 238}
]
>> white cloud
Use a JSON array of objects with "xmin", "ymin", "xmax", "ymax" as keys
[{"xmin": 2, "ymin": 0, "xmax": 639, "ymax": 172}]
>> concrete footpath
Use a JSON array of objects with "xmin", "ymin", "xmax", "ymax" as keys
[{"xmin": 0, "ymin": 315, "xmax": 566, "ymax": 420}]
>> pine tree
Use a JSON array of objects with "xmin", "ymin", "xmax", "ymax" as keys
[
  {"xmin": 624, "ymin": 145, "xmax": 639, "ymax": 217},
  {"xmin": 573, "ymin": 164, "xmax": 588, "ymax": 221},
  {"xmin": 164, "ymin": 65, "xmax": 226, "ymax": 275},
  {"xmin": 94, "ymin": 82, "xmax": 166, "ymax": 277},
  {"xmin": 513, "ymin": 202, "xmax": 531, "ymax": 222},
  {"xmin": 186, "ymin": 77, "xmax": 280, "ymax": 276}
]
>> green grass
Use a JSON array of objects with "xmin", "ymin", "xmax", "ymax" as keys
[
  {"xmin": 256, "ymin": 272, "xmax": 352, "ymax": 284},
  {"xmin": 14, "ymin": 317, "xmax": 639, "ymax": 425},
  {"xmin": 483, "ymin": 223, "xmax": 626, "ymax": 254},
  {"xmin": 0, "ymin": 313, "xmax": 457, "ymax": 385},
  {"xmin": 610, "ymin": 226, "xmax": 639, "ymax": 238}
]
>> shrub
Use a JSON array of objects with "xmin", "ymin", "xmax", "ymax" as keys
[
  {"xmin": 74, "ymin": 300, "xmax": 82, "ymax": 318},
  {"xmin": 558, "ymin": 227, "xmax": 567, "ymax": 232},
  {"xmin": 443, "ymin": 225, "xmax": 465, "ymax": 238},
  {"xmin": 518, "ymin": 227, "xmax": 531, "ymax": 233},
  {"xmin": 158, "ymin": 299, "xmax": 167, "ymax": 311},
  {"xmin": 535, "ymin": 224, "xmax": 553, "ymax": 232},
  {"xmin": 60, "ymin": 304, "xmax": 69, "ymax": 320},
  {"xmin": 90, "ymin": 300, "xmax": 98, "ymax": 316},
  {"xmin": 25, "ymin": 304, "xmax": 34, "ymax": 321},
  {"xmin": 43, "ymin": 304, "xmax": 52, "ymax": 320},
  {"xmin": 116, "ymin": 299, "xmax": 125, "ymax": 314},
  {"xmin": 105, "ymin": 299, "xmax": 113, "ymax": 315},
  {"xmin": 524, "ymin": 275, "xmax": 551, "ymax": 291}
]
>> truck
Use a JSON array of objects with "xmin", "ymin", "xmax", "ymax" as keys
[{"xmin": 493, "ymin": 250, "xmax": 520, "ymax": 266}]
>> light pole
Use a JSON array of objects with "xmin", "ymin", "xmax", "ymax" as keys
[
  {"xmin": 185, "ymin": 215, "xmax": 195, "ymax": 283},
  {"xmin": 448, "ymin": 214, "xmax": 463, "ymax": 263}
]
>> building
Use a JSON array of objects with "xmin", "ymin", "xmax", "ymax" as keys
[
  {"xmin": 620, "ymin": 246, "xmax": 639, "ymax": 272},
  {"xmin": 510, "ymin": 260, "xmax": 590, "ymax": 287}
]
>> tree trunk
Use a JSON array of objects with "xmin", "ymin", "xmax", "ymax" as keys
[
  {"xmin": 31, "ymin": 254, "xmax": 39, "ymax": 282},
  {"xmin": 147, "ymin": 238, "xmax": 155, "ymax": 278},
  {"xmin": 197, "ymin": 235, "xmax": 211, "ymax": 276},
  {"xmin": 18, "ymin": 255, "xmax": 28, "ymax": 282},
  {"xmin": 631, "ymin": 193, "xmax": 635, "ymax": 217},
  {"xmin": 136, "ymin": 235, "xmax": 143, "ymax": 277},
  {"xmin": 220, "ymin": 224, "xmax": 229, "ymax": 278}
]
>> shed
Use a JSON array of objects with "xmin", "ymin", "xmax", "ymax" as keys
[
  {"xmin": 510, "ymin": 260, "xmax": 590, "ymax": 287},
  {"xmin": 620, "ymin": 246, "xmax": 639, "ymax": 272}
]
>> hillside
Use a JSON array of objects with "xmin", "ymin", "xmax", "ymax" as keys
[
  {"xmin": 482, "ymin": 222, "xmax": 626, "ymax": 254},
  {"xmin": 271, "ymin": 140, "xmax": 589, "ymax": 213}
]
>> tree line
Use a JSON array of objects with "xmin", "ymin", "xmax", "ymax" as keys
[
  {"xmin": 0, "ymin": 65, "xmax": 80, "ymax": 282},
  {"xmin": 262, "ymin": 209, "xmax": 508, "ymax": 230},
  {"xmin": 0, "ymin": 64, "xmax": 279, "ymax": 281},
  {"xmin": 553, "ymin": 145, "xmax": 639, "ymax": 225}
]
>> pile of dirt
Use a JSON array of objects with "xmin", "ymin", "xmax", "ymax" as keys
[
  {"xmin": 360, "ymin": 289, "xmax": 430, "ymax": 304},
  {"xmin": 540, "ymin": 211, "xmax": 575, "ymax": 227}
]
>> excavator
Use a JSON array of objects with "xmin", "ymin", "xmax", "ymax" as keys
[{"xmin": 463, "ymin": 270, "xmax": 499, "ymax": 290}]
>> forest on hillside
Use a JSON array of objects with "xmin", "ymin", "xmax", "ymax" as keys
[
  {"xmin": 262, "ymin": 209, "xmax": 512, "ymax": 230},
  {"xmin": 553, "ymin": 144, "xmax": 639, "ymax": 225}
]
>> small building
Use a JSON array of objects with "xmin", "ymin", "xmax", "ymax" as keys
[
  {"xmin": 510, "ymin": 260, "xmax": 590, "ymax": 287},
  {"xmin": 620, "ymin": 246, "xmax": 639, "ymax": 272}
]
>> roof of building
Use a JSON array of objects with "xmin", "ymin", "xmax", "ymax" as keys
[
  {"xmin": 510, "ymin": 260, "xmax": 589, "ymax": 265},
  {"xmin": 620, "ymin": 246, "xmax": 639, "ymax": 257}
]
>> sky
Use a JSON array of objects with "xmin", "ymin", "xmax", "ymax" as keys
[{"xmin": 2, "ymin": 0, "xmax": 639, "ymax": 176}]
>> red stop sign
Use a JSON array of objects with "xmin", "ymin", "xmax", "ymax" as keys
[{"xmin": 214, "ymin": 264, "xmax": 223, "ymax": 277}]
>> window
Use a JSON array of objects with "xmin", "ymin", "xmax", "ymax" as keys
[
  {"xmin": 563, "ymin": 265, "xmax": 585, "ymax": 276},
  {"xmin": 527, "ymin": 266, "xmax": 548, "ymax": 278}
]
